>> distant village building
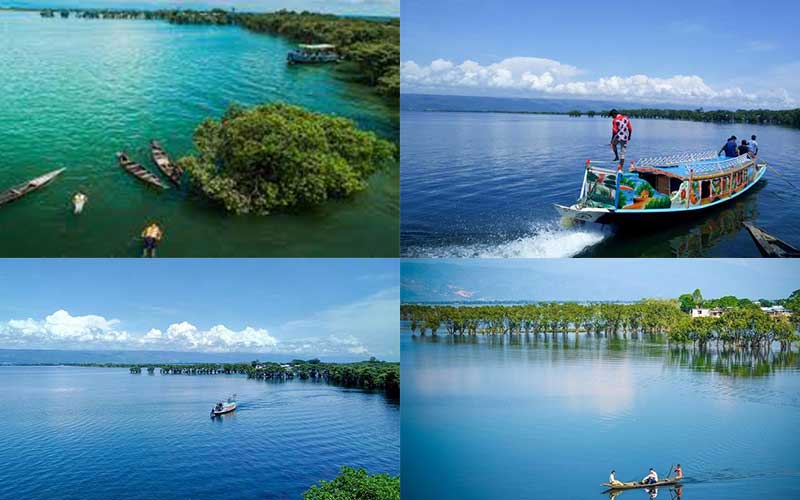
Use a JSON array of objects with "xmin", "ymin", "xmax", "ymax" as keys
[
  {"xmin": 691, "ymin": 307, "xmax": 725, "ymax": 318},
  {"xmin": 760, "ymin": 305, "xmax": 792, "ymax": 318}
]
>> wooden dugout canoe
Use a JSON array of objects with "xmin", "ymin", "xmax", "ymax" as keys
[
  {"xmin": 150, "ymin": 140, "xmax": 183, "ymax": 186},
  {"xmin": 743, "ymin": 222, "xmax": 800, "ymax": 258},
  {"xmin": 0, "ymin": 168, "xmax": 66, "ymax": 206},
  {"xmin": 117, "ymin": 152, "xmax": 168, "ymax": 189},
  {"xmin": 602, "ymin": 477, "xmax": 682, "ymax": 490}
]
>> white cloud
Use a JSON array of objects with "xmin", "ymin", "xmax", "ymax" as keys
[
  {"xmin": 0, "ymin": 310, "xmax": 277, "ymax": 353},
  {"xmin": 401, "ymin": 56, "xmax": 797, "ymax": 108},
  {"xmin": 0, "ymin": 296, "xmax": 398, "ymax": 359}
]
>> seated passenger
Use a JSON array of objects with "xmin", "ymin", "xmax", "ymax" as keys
[
  {"xmin": 719, "ymin": 136, "xmax": 738, "ymax": 158},
  {"xmin": 737, "ymin": 140, "xmax": 750, "ymax": 156}
]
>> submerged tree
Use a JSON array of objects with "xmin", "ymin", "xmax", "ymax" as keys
[
  {"xmin": 303, "ymin": 466, "xmax": 400, "ymax": 500},
  {"xmin": 180, "ymin": 103, "xmax": 396, "ymax": 215}
]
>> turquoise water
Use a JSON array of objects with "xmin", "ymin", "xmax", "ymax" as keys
[
  {"xmin": 0, "ymin": 12, "xmax": 398, "ymax": 257},
  {"xmin": 0, "ymin": 366, "xmax": 399, "ymax": 499},
  {"xmin": 402, "ymin": 326, "xmax": 800, "ymax": 499}
]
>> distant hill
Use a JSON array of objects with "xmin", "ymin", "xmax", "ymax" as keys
[
  {"xmin": 0, "ymin": 349, "xmax": 367, "ymax": 365},
  {"xmin": 401, "ymin": 93, "xmax": 696, "ymax": 114}
]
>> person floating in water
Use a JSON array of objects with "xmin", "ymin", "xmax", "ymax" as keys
[
  {"xmin": 609, "ymin": 469, "xmax": 623, "ymax": 487},
  {"xmin": 642, "ymin": 468, "xmax": 658, "ymax": 484},
  {"xmin": 719, "ymin": 136, "xmax": 738, "ymax": 158},
  {"xmin": 609, "ymin": 109, "xmax": 632, "ymax": 169},
  {"xmin": 72, "ymin": 192, "xmax": 87, "ymax": 214},
  {"xmin": 141, "ymin": 222, "xmax": 163, "ymax": 258}
]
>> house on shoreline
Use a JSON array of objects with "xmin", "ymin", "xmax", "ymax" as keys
[
  {"xmin": 691, "ymin": 307, "xmax": 725, "ymax": 318},
  {"xmin": 760, "ymin": 305, "xmax": 792, "ymax": 318}
]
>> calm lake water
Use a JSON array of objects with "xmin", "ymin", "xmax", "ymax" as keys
[
  {"xmin": 0, "ymin": 366, "xmax": 399, "ymax": 499},
  {"xmin": 400, "ymin": 110, "xmax": 800, "ymax": 257},
  {"xmin": 0, "ymin": 12, "xmax": 398, "ymax": 257},
  {"xmin": 401, "ymin": 326, "xmax": 800, "ymax": 499}
]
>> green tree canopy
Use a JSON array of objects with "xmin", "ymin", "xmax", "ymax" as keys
[
  {"xmin": 692, "ymin": 288, "xmax": 704, "ymax": 306},
  {"xmin": 303, "ymin": 467, "xmax": 400, "ymax": 500},
  {"xmin": 678, "ymin": 293, "xmax": 695, "ymax": 313},
  {"xmin": 180, "ymin": 103, "xmax": 397, "ymax": 214}
]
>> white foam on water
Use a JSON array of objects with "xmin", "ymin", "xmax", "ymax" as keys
[{"xmin": 404, "ymin": 222, "xmax": 608, "ymax": 258}]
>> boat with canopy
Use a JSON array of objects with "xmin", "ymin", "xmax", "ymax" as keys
[
  {"xmin": 210, "ymin": 394, "xmax": 237, "ymax": 417},
  {"xmin": 287, "ymin": 44, "xmax": 340, "ymax": 64},
  {"xmin": 555, "ymin": 151, "xmax": 766, "ymax": 224}
]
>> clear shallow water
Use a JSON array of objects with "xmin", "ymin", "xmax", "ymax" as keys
[
  {"xmin": 400, "ymin": 110, "xmax": 800, "ymax": 257},
  {"xmin": 0, "ymin": 12, "xmax": 398, "ymax": 257},
  {"xmin": 0, "ymin": 366, "xmax": 399, "ymax": 499},
  {"xmin": 401, "ymin": 327, "xmax": 800, "ymax": 499}
]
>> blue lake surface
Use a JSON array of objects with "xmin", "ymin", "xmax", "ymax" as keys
[
  {"xmin": 0, "ymin": 366, "xmax": 399, "ymax": 499},
  {"xmin": 400, "ymin": 109, "xmax": 800, "ymax": 257},
  {"xmin": 401, "ymin": 326, "xmax": 800, "ymax": 499}
]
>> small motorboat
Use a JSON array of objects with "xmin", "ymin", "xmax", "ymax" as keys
[{"xmin": 210, "ymin": 394, "xmax": 237, "ymax": 417}]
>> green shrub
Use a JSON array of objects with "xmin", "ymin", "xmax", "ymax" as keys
[{"xmin": 303, "ymin": 467, "xmax": 400, "ymax": 500}]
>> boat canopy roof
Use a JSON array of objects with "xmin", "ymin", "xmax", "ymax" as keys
[
  {"xmin": 632, "ymin": 151, "xmax": 753, "ymax": 179},
  {"xmin": 298, "ymin": 44, "xmax": 336, "ymax": 50}
]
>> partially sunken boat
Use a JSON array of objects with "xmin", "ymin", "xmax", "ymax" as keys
[
  {"xmin": 0, "ymin": 168, "xmax": 65, "ymax": 207},
  {"xmin": 743, "ymin": 222, "xmax": 800, "ymax": 258},
  {"xmin": 150, "ymin": 140, "xmax": 183, "ymax": 186},
  {"xmin": 287, "ymin": 44, "xmax": 340, "ymax": 64},
  {"xmin": 602, "ymin": 477, "xmax": 682, "ymax": 490},
  {"xmin": 555, "ymin": 151, "xmax": 766, "ymax": 224},
  {"xmin": 117, "ymin": 152, "xmax": 168, "ymax": 189}
]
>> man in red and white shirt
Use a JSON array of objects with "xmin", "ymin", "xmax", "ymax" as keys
[{"xmin": 609, "ymin": 109, "xmax": 633, "ymax": 168}]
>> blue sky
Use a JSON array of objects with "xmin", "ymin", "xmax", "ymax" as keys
[
  {"xmin": 0, "ymin": 260, "xmax": 399, "ymax": 360},
  {"xmin": 401, "ymin": 259, "xmax": 800, "ymax": 303},
  {"xmin": 4, "ymin": 0, "xmax": 399, "ymax": 16},
  {"xmin": 401, "ymin": 0, "xmax": 799, "ymax": 108}
]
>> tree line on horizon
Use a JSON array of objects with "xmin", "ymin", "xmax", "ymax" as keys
[
  {"xmin": 401, "ymin": 290, "xmax": 800, "ymax": 351},
  {"xmin": 125, "ymin": 358, "xmax": 400, "ymax": 396},
  {"xmin": 566, "ymin": 107, "xmax": 800, "ymax": 128}
]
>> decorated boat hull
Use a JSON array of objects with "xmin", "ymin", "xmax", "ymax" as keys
[{"xmin": 557, "ymin": 152, "xmax": 766, "ymax": 225}]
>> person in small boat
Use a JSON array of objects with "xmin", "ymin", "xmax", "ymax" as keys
[
  {"xmin": 141, "ymin": 222, "xmax": 163, "ymax": 258},
  {"xmin": 737, "ymin": 139, "xmax": 750, "ymax": 156},
  {"xmin": 642, "ymin": 468, "xmax": 658, "ymax": 484},
  {"xmin": 609, "ymin": 109, "xmax": 633, "ymax": 168},
  {"xmin": 674, "ymin": 464, "xmax": 683, "ymax": 479},
  {"xmin": 749, "ymin": 135, "xmax": 758, "ymax": 155},
  {"xmin": 609, "ymin": 470, "xmax": 623, "ymax": 486}
]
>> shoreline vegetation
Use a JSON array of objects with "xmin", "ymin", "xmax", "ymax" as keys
[
  {"xmin": 401, "ymin": 290, "xmax": 800, "ymax": 351},
  {"xmin": 413, "ymin": 105, "xmax": 800, "ymax": 128},
  {"xmin": 8, "ymin": 358, "xmax": 399, "ymax": 396},
  {"xmin": 303, "ymin": 466, "xmax": 400, "ymax": 500},
  {"xmin": 32, "ymin": 8, "xmax": 399, "ymax": 97}
]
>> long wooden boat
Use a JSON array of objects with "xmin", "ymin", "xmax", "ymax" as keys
[
  {"xmin": 117, "ymin": 152, "xmax": 168, "ymax": 189},
  {"xmin": 602, "ymin": 477, "xmax": 682, "ymax": 490},
  {"xmin": 0, "ymin": 168, "xmax": 66, "ymax": 206},
  {"xmin": 555, "ymin": 151, "xmax": 766, "ymax": 224},
  {"xmin": 743, "ymin": 222, "xmax": 800, "ymax": 258},
  {"xmin": 150, "ymin": 140, "xmax": 183, "ymax": 186}
]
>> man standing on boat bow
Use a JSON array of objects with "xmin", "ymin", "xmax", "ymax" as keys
[{"xmin": 609, "ymin": 109, "xmax": 633, "ymax": 169}]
